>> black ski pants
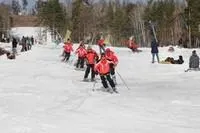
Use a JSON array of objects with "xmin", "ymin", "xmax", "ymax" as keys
[
  {"xmin": 84, "ymin": 64, "xmax": 95, "ymax": 79},
  {"xmin": 109, "ymin": 63, "xmax": 115, "ymax": 76},
  {"xmin": 76, "ymin": 57, "xmax": 85, "ymax": 68},
  {"xmin": 63, "ymin": 52, "xmax": 70, "ymax": 62},
  {"xmin": 100, "ymin": 73, "xmax": 115, "ymax": 88}
]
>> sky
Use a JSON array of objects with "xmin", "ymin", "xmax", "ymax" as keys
[{"xmin": 0, "ymin": 27, "xmax": 200, "ymax": 133}]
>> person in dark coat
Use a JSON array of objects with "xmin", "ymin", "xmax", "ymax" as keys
[
  {"xmin": 12, "ymin": 37, "xmax": 18, "ymax": 54},
  {"xmin": 189, "ymin": 50, "xmax": 199, "ymax": 69},
  {"xmin": 151, "ymin": 39, "xmax": 160, "ymax": 63},
  {"xmin": 174, "ymin": 55, "xmax": 184, "ymax": 64}
]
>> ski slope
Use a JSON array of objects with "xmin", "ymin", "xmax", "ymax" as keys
[{"xmin": 1, "ymin": 31, "xmax": 200, "ymax": 132}]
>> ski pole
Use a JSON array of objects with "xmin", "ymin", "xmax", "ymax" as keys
[{"xmin": 116, "ymin": 71, "xmax": 131, "ymax": 90}]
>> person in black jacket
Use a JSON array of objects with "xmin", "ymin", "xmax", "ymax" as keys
[
  {"xmin": 12, "ymin": 37, "xmax": 18, "ymax": 54},
  {"xmin": 174, "ymin": 55, "xmax": 184, "ymax": 64},
  {"xmin": 151, "ymin": 39, "xmax": 160, "ymax": 63}
]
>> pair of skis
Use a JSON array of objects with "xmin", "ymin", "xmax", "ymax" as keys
[
  {"xmin": 82, "ymin": 79, "xmax": 119, "ymax": 94},
  {"xmin": 92, "ymin": 87, "xmax": 119, "ymax": 94}
]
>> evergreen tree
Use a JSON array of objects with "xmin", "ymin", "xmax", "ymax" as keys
[
  {"xmin": 38, "ymin": 0, "xmax": 68, "ymax": 38},
  {"xmin": 11, "ymin": 0, "xmax": 21, "ymax": 15}
]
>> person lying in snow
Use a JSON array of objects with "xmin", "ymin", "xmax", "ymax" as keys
[
  {"xmin": 127, "ymin": 37, "xmax": 142, "ymax": 52},
  {"xmin": 160, "ymin": 56, "xmax": 184, "ymax": 64},
  {"xmin": 0, "ymin": 47, "xmax": 15, "ymax": 59}
]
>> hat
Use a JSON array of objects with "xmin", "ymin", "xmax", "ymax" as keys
[
  {"xmin": 87, "ymin": 45, "xmax": 92, "ymax": 50},
  {"xmin": 192, "ymin": 50, "xmax": 196, "ymax": 54},
  {"xmin": 105, "ymin": 48, "xmax": 111, "ymax": 52}
]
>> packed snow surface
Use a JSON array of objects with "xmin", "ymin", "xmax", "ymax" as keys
[{"xmin": 0, "ymin": 28, "xmax": 200, "ymax": 133}]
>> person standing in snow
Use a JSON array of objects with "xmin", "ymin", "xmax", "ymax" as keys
[
  {"xmin": 151, "ymin": 39, "xmax": 160, "ymax": 63},
  {"xmin": 21, "ymin": 36, "xmax": 27, "ymax": 52},
  {"xmin": 31, "ymin": 36, "xmax": 34, "ymax": 45},
  {"xmin": 189, "ymin": 50, "xmax": 199, "ymax": 69},
  {"xmin": 95, "ymin": 53, "xmax": 117, "ymax": 93},
  {"xmin": 12, "ymin": 37, "xmax": 18, "ymax": 55},
  {"xmin": 75, "ymin": 42, "xmax": 87, "ymax": 69},
  {"xmin": 105, "ymin": 48, "xmax": 118, "ymax": 84},
  {"xmin": 62, "ymin": 39, "xmax": 73, "ymax": 62},
  {"xmin": 83, "ymin": 46, "xmax": 99, "ymax": 81},
  {"xmin": 97, "ymin": 36, "xmax": 106, "ymax": 54}
]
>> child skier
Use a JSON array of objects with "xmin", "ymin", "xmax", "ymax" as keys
[
  {"xmin": 105, "ymin": 48, "xmax": 118, "ymax": 84},
  {"xmin": 83, "ymin": 46, "xmax": 99, "ymax": 81},
  {"xmin": 75, "ymin": 43, "xmax": 87, "ymax": 69},
  {"xmin": 62, "ymin": 39, "xmax": 73, "ymax": 62},
  {"xmin": 95, "ymin": 53, "xmax": 117, "ymax": 93}
]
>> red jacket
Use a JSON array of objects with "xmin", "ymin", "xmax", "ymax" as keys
[
  {"xmin": 95, "ymin": 59, "xmax": 112, "ymax": 75},
  {"xmin": 75, "ymin": 47, "xmax": 87, "ymax": 58},
  {"xmin": 128, "ymin": 40, "xmax": 138, "ymax": 49},
  {"xmin": 85, "ymin": 49, "xmax": 98, "ymax": 64},
  {"xmin": 63, "ymin": 42, "xmax": 73, "ymax": 53},
  {"xmin": 105, "ymin": 52, "xmax": 118, "ymax": 66},
  {"xmin": 97, "ymin": 39, "xmax": 105, "ymax": 46}
]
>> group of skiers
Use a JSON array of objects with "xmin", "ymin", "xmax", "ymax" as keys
[
  {"xmin": 60, "ymin": 36, "xmax": 200, "ymax": 93},
  {"xmin": 61, "ymin": 38, "xmax": 119, "ymax": 93}
]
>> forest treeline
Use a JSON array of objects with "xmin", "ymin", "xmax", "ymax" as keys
[{"xmin": 1, "ymin": 0, "xmax": 200, "ymax": 48}]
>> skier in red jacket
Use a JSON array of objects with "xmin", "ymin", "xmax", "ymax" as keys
[
  {"xmin": 83, "ymin": 46, "xmax": 99, "ymax": 81},
  {"xmin": 62, "ymin": 39, "xmax": 73, "ymax": 62},
  {"xmin": 75, "ymin": 43, "xmax": 87, "ymax": 68},
  {"xmin": 105, "ymin": 48, "xmax": 118, "ymax": 84},
  {"xmin": 127, "ymin": 37, "xmax": 140, "ymax": 52},
  {"xmin": 95, "ymin": 53, "xmax": 117, "ymax": 93}
]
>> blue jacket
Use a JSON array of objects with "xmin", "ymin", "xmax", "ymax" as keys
[{"xmin": 151, "ymin": 40, "xmax": 159, "ymax": 53}]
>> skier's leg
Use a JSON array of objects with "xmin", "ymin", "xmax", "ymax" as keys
[
  {"xmin": 106, "ymin": 74, "xmax": 115, "ymax": 88},
  {"xmin": 84, "ymin": 64, "xmax": 90, "ymax": 79},
  {"xmin": 156, "ymin": 53, "xmax": 160, "ymax": 63},
  {"xmin": 76, "ymin": 57, "xmax": 81, "ymax": 68},
  {"xmin": 100, "ymin": 75, "xmax": 108, "ymax": 88},
  {"xmin": 152, "ymin": 53, "xmax": 155, "ymax": 63},
  {"xmin": 66, "ymin": 53, "xmax": 70, "ymax": 61},
  {"xmin": 91, "ymin": 64, "xmax": 95, "ymax": 81},
  {"xmin": 80, "ymin": 57, "xmax": 85, "ymax": 68},
  {"xmin": 62, "ymin": 52, "xmax": 67, "ymax": 61},
  {"xmin": 110, "ymin": 64, "xmax": 117, "ymax": 84}
]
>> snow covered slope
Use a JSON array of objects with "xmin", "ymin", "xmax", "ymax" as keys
[
  {"xmin": 1, "ymin": 26, "xmax": 200, "ymax": 133},
  {"xmin": 1, "ymin": 41, "xmax": 200, "ymax": 133}
]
